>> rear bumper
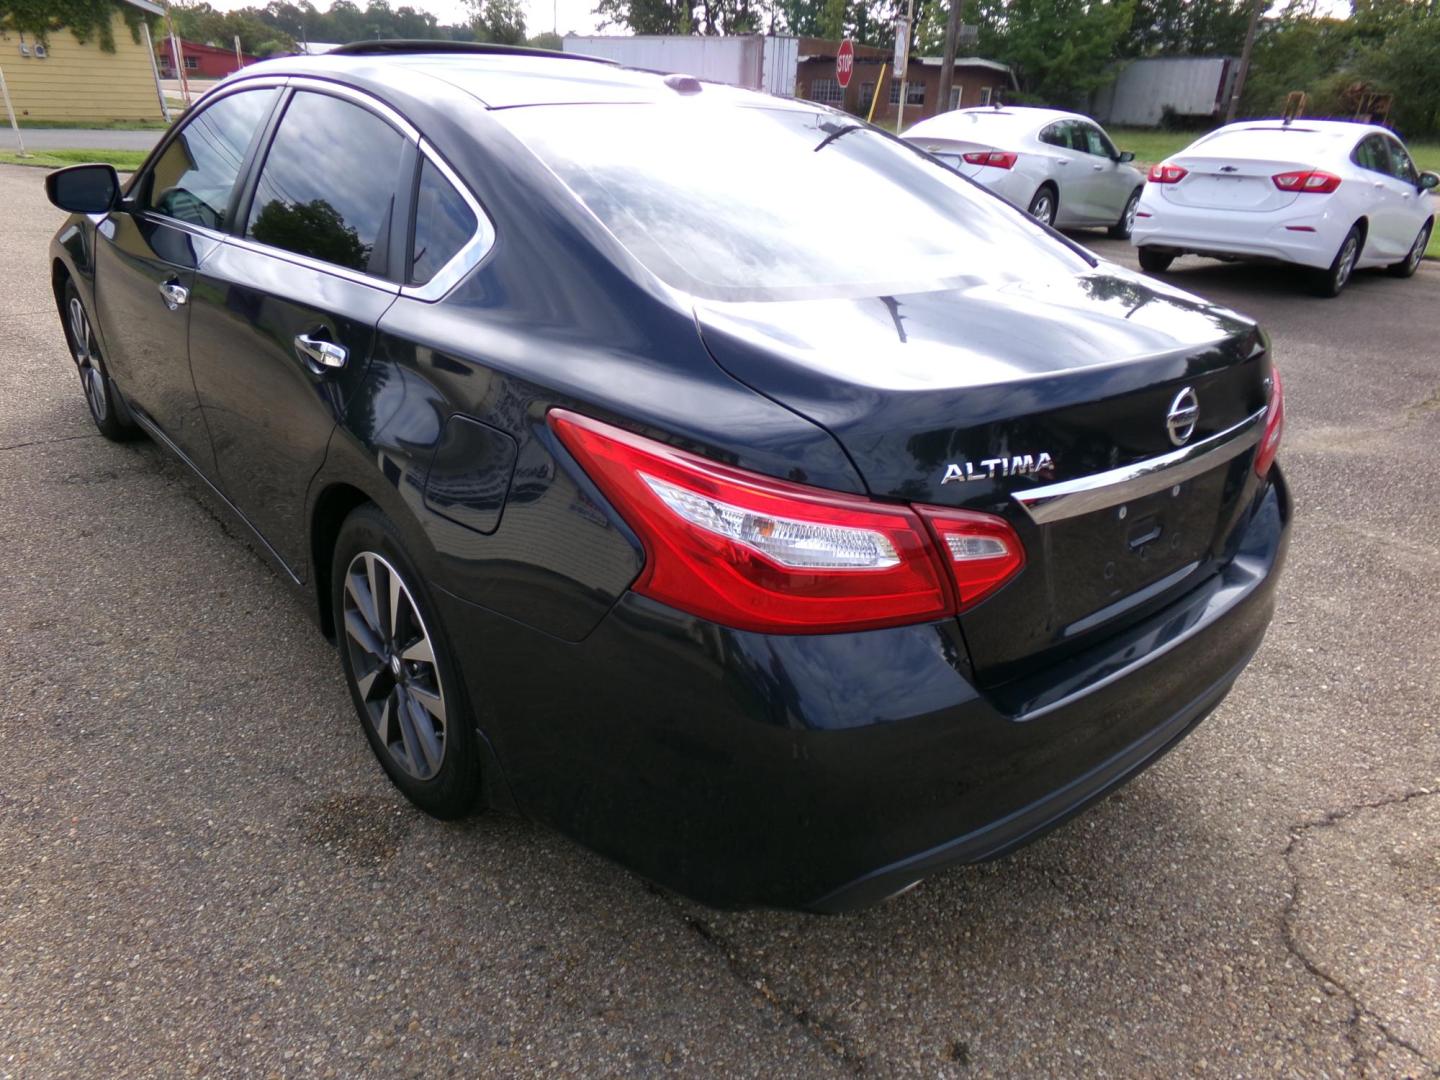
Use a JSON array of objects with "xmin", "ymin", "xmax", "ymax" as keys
[
  {"xmin": 435, "ymin": 469, "xmax": 1290, "ymax": 911},
  {"xmin": 1132, "ymin": 195, "xmax": 1348, "ymax": 269}
]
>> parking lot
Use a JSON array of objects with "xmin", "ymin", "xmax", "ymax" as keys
[{"xmin": 1, "ymin": 159, "xmax": 1437, "ymax": 1077}]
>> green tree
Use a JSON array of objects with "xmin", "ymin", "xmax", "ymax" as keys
[
  {"xmin": 469, "ymin": 0, "xmax": 527, "ymax": 42},
  {"xmin": 970, "ymin": 0, "xmax": 1135, "ymax": 108}
]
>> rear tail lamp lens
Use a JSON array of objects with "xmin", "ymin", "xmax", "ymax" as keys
[
  {"xmin": 1255, "ymin": 367, "xmax": 1284, "ymax": 478},
  {"xmin": 1147, "ymin": 163, "xmax": 1188, "ymax": 184},
  {"xmin": 1272, "ymin": 169, "xmax": 1341, "ymax": 193},
  {"xmin": 962, "ymin": 151, "xmax": 1018, "ymax": 169},
  {"xmin": 549, "ymin": 410, "xmax": 1025, "ymax": 633}
]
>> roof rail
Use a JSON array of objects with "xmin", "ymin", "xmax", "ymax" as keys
[{"xmin": 327, "ymin": 39, "xmax": 615, "ymax": 64}]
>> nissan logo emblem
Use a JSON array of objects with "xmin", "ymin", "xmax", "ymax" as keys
[{"xmin": 1166, "ymin": 387, "xmax": 1199, "ymax": 446}]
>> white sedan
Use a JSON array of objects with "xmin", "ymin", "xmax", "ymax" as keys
[
  {"xmin": 904, "ymin": 106, "xmax": 1147, "ymax": 236},
  {"xmin": 1132, "ymin": 119, "xmax": 1438, "ymax": 296}
]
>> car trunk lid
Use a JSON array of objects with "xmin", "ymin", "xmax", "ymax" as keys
[{"xmin": 694, "ymin": 268, "xmax": 1270, "ymax": 685}]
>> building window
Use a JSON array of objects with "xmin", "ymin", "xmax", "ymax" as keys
[
  {"xmin": 808, "ymin": 77, "xmax": 844, "ymax": 104},
  {"xmin": 859, "ymin": 81, "xmax": 876, "ymax": 107},
  {"xmin": 184, "ymin": 55, "xmax": 199, "ymax": 70},
  {"xmin": 889, "ymin": 80, "xmax": 925, "ymax": 105},
  {"xmin": 949, "ymin": 87, "xmax": 961, "ymax": 110},
  {"xmin": 979, "ymin": 85, "xmax": 993, "ymax": 106}
]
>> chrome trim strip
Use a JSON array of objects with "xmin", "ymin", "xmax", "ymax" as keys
[
  {"xmin": 221, "ymin": 232, "xmax": 402, "ymax": 294},
  {"xmin": 400, "ymin": 139, "xmax": 497, "ymax": 303},
  {"xmin": 1013, "ymin": 405, "xmax": 1268, "ymax": 525},
  {"xmin": 285, "ymin": 76, "xmax": 421, "ymax": 141}
]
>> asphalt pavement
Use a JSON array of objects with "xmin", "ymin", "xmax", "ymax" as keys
[
  {"xmin": 0, "ymin": 128, "xmax": 164, "ymax": 152},
  {"xmin": 1, "ymin": 163, "xmax": 1437, "ymax": 1078}
]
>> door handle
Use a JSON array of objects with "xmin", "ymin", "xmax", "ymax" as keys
[
  {"xmin": 1056, "ymin": 159, "xmax": 1069, "ymax": 166},
  {"xmin": 157, "ymin": 278, "xmax": 189, "ymax": 311},
  {"xmin": 294, "ymin": 332, "xmax": 348, "ymax": 372},
  {"xmin": 1092, "ymin": 163, "xmax": 1104, "ymax": 171}
]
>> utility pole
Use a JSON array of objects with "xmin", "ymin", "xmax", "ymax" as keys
[
  {"xmin": 937, "ymin": 0, "xmax": 963, "ymax": 114},
  {"xmin": 1225, "ymin": 0, "xmax": 1265, "ymax": 123}
]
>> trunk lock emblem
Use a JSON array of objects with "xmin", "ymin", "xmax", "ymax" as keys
[{"xmin": 1166, "ymin": 387, "xmax": 1200, "ymax": 446}]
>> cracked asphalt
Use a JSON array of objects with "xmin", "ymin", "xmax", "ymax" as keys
[{"xmin": 2, "ymin": 162, "xmax": 1438, "ymax": 1078}]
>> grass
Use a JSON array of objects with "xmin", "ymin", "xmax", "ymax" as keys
[
  {"xmin": 0, "ymin": 149, "xmax": 149, "ymax": 170},
  {"xmin": 1110, "ymin": 128, "xmax": 1440, "ymax": 259}
]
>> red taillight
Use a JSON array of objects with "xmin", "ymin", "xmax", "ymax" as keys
[
  {"xmin": 962, "ymin": 151, "xmax": 1017, "ymax": 169},
  {"xmin": 1254, "ymin": 367, "xmax": 1284, "ymax": 478},
  {"xmin": 1272, "ymin": 169, "xmax": 1341, "ymax": 194},
  {"xmin": 921, "ymin": 509, "xmax": 1026, "ymax": 611},
  {"xmin": 549, "ymin": 410, "xmax": 1024, "ymax": 633},
  {"xmin": 1147, "ymin": 162, "xmax": 1188, "ymax": 184}
]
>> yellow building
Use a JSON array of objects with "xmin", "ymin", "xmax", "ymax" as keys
[{"xmin": 0, "ymin": 0, "xmax": 166, "ymax": 123}]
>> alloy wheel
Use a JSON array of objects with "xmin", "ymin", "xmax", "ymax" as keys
[
  {"xmin": 1407, "ymin": 228, "xmax": 1428, "ymax": 273},
  {"xmin": 1125, "ymin": 194, "xmax": 1139, "ymax": 233},
  {"xmin": 1335, "ymin": 236, "xmax": 1358, "ymax": 290},
  {"xmin": 341, "ymin": 551, "xmax": 448, "ymax": 781},
  {"xmin": 68, "ymin": 296, "xmax": 108, "ymax": 423},
  {"xmin": 1030, "ymin": 192, "xmax": 1054, "ymax": 225}
]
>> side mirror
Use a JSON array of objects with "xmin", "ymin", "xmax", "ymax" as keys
[
  {"xmin": 44, "ymin": 163, "xmax": 120, "ymax": 214},
  {"xmin": 1116, "ymin": 150, "xmax": 1136, "ymax": 164},
  {"xmin": 1419, "ymin": 171, "xmax": 1439, "ymax": 191}
]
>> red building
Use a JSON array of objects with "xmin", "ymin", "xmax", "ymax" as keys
[
  {"xmin": 156, "ymin": 38, "xmax": 256, "ymax": 80},
  {"xmin": 795, "ymin": 38, "xmax": 1015, "ymax": 128}
]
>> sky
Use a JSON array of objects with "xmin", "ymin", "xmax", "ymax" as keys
[{"xmin": 202, "ymin": 0, "xmax": 603, "ymax": 38}]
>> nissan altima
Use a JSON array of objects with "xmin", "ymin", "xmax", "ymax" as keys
[
  {"xmin": 45, "ymin": 42, "xmax": 1289, "ymax": 911},
  {"xmin": 1132, "ymin": 118, "xmax": 1437, "ymax": 295}
]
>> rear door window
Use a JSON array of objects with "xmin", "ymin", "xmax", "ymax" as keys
[
  {"xmin": 245, "ymin": 91, "xmax": 407, "ymax": 277},
  {"xmin": 409, "ymin": 158, "xmax": 477, "ymax": 286},
  {"xmin": 143, "ymin": 87, "xmax": 278, "ymax": 230}
]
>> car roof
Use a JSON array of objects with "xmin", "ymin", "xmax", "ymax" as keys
[
  {"xmin": 1197, "ymin": 118, "xmax": 1396, "ymax": 146},
  {"xmin": 905, "ymin": 105, "xmax": 1087, "ymax": 138},
  {"xmin": 230, "ymin": 47, "xmax": 787, "ymax": 110}
]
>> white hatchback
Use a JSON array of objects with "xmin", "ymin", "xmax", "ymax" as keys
[
  {"xmin": 904, "ymin": 106, "xmax": 1146, "ymax": 237},
  {"xmin": 1132, "ymin": 119, "xmax": 1438, "ymax": 296}
]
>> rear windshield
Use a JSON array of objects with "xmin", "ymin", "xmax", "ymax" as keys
[{"xmin": 499, "ymin": 102, "xmax": 1088, "ymax": 301}]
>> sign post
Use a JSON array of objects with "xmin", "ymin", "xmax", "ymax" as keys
[
  {"xmin": 835, "ymin": 38, "xmax": 854, "ymax": 94},
  {"xmin": 894, "ymin": 15, "xmax": 912, "ymax": 133}
]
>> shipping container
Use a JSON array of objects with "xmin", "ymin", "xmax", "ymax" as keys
[{"xmin": 563, "ymin": 34, "xmax": 799, "ymax": 96}]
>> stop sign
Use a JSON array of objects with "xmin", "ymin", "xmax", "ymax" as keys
[{"xmin": 836, "ymin": 39, "xmax": 855, "ymax": 89}]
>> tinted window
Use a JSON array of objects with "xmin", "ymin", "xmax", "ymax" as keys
[
  {"xmin": 1385, "ymin": 138, "xmax": 1417, "ymax": 183},
  {"xmin": 1079, "ymin": 123, "xmax": 1116, "ymax": 158},
  {"xmin": 410, "ymin": 158, "xmax": 477, "ymax": 286},
  {"xmin": 246, "ymin": 92, "xmax": 406, "ymax": 276},
  {"xmin": 145, "ymin": 88, "xmax": 276, "ymax": 229},
  {"xmin": 500, "ymin": 103, "xmax": 1088, "ymax": 301},
  {"xmin": 1042, "ymin": 122, "xmax": 1079, "ymax": 150}
]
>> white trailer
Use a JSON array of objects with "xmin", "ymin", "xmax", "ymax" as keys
[
  {"xmin": 563, "ymin": 35, "xmax": 800, "ymax": 97},
  {"xmin": 1091, "ymin": 57, "xmax": 1236, "ymax": 128}
]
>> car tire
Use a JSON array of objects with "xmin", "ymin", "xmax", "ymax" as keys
[
  {"xmin": 1387, "ymin": 221, "xmax": 1431, "ymax": 278},
  {"xmin": 1137, "ymin": 247, "xmax": 1175, "ymax": 274},
  {"xmin": 1108, "ymin": 189, "xmax": 1143, "ymax": 240},
  {"xmin": 332, "ymin": 503, "xmax": 482, "ymax": 820},
  {"xmin": 62, "ymin": 278, "xmax": 140, "ymax": 442},
  {"xmin": 1027, "ymin": 185, "xmax": 1058, "ymax": 227},
  {"xmin": 1307, "ymin": 225, "xmax": 1362, "ymax": 297}
]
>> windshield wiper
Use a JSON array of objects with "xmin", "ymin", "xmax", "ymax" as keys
[{"xmin": 813, "ymin": 123, "xmax": 865, "ymax": 153}]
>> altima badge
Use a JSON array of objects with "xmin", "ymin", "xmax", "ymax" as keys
[{"xmin": 942, "ymin": 453, "xmax": 1054, "ymax": 484}]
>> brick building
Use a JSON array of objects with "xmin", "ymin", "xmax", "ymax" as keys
[{"xmin": 795, "ymin": 38, "xmax": 1014, "ymax": 128}]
